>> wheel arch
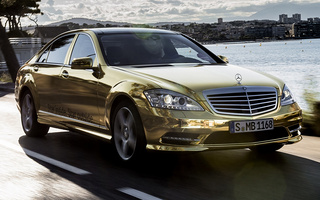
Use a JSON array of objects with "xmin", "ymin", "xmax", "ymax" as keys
[
  {"xmin": 16, "ymin": 71, "xmax": 39, "ymax": 112},
  {"xmin": 18, "ymin": 85, "xmax": 39, "ymax": 112},
  {"xmin": 105, "ymin": 79, "xmax": 155, "ymax": 132},
  {"xmin": 108, "ymin": 93, "xmax": 137, "ymax": 130},
  {"xmin": 19, "ymin": 86, "xmax": 30, "ymax": 105},
  {"xmin": 108, "ymin": 92, "xmax": 147, "ymax": 144}
]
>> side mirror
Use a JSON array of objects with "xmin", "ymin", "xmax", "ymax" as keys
[
  {"xmin": 218, "ymin": 55, "xmax": 229, "ymax": 63},
  {"xmin": 71, "ymin": 57, "xmax": 93, "ymax": 69}
]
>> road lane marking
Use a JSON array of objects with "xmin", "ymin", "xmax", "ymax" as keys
[
  {"xmin": 0, "ymin": 140, "xmax": 91, "ymax": 175},
  {"xmin": 23, "ymin": 148, "xmax": 91, "ymax": 175},
  {"xmin": 118, "ymin": 187, "xmax": 162, "ymax": 200}
]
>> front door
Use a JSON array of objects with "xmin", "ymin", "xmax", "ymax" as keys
[{"xmin": 58, "ymin": 34, "xmax": 101, "ymax": 130}]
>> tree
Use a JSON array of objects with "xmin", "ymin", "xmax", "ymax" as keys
[
  {"xmin": 0, "ymin": 0, "xmax": 42, "ymax": 81},
  {"xmin": 96, "ymin": 23, "xmax": 104, "ymax": 28},
  {"xmin": 0, "ymin": 0, "xmax": 42, "ymax": 33},
  {"xmin": 60, "ymin": 22, "xmax": 80, "ymax": 30},
  {"xmin": 0, "ymin": 20, "xmax": 20, "ymax": 81}
]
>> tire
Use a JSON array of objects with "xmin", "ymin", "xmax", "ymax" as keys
[
  {"xmin": 249, "ymin": 143, "xmax": 284, "ymax": 153},
  {"xmin": 111, "ymin": 100, "xmax": 146, "ymax": 162},
  {"xmin": 21, "ymin": 91, "xmax": 49, "ymax": 137}
]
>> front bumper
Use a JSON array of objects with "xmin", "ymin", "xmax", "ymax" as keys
[{"xmin": 138, "ymin": 102, "xmax": 303, "ymax": 151}]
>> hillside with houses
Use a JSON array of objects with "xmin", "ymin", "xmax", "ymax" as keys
[{"xmin": 1, "ymin": 14, "xmax": 320, "ymax": 71}]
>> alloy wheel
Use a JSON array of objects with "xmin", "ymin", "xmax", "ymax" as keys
[{"xmin": 113, "ymin": 107, "xmax": 137, "ymax": 161}]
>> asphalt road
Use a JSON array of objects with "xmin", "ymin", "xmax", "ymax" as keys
[{"xmin": 0, "ymin": 86, "xmax": 320, "ymax": 200}]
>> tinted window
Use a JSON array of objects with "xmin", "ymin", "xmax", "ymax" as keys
[
  {"xmin": 46, "ymin": 35, "xmax": 75, "ymax": 64},
  {"xmin": 99, "ymin": 33, "xmax": 217, "ymax": 66},
  {"xmin": 69, "ymin": 34, "xmax": 96, "ymax": 64}
]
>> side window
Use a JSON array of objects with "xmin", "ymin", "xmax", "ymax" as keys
[
  {"xmin": 37, "ymin": 49, "xmax": 49, "ymax": 63},
  {"xmin": 45, "ymin": 35, "xmax": 75, "ymax": 64},
  {"xmin": 69, "ymin": 34, "xmax": 96, "ymax": 64}
]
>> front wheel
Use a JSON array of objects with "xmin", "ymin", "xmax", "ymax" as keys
[
  {"xmin": 21, "ymin": 91, "xmax": 49, "ymax": 137},
  {"xmin": 112, "ymin": 101, "xmax": 146, "ymax": 162}
]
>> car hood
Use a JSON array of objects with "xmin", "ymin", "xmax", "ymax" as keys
[{"xmin": 130, "ymin": 64, "xmax": 284, "ymax": 93}]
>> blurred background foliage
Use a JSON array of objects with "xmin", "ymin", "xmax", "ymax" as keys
[{"xmin": 302, "ymin": 76, "xmax": 320, "ymax": 136}]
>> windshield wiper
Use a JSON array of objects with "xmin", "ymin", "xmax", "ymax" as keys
[
  {"xmin": 119, "ymin": 63, "xmax": 174, "ymax": 68},
  {"xmin": 195, "ymin": 63, "xmax": 224, "ymax": 66}
]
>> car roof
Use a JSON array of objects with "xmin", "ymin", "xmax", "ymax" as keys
[
  {"xmin": 53, "ymin": 28, "xmax": 180, "ymax": 41},
  {"xmin": 89, "ymin": 27, "xmax": 179, "ymax": 35}
]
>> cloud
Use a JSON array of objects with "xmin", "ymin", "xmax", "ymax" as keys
[
  {"xmin": 165, "ymin": 8, "xmax": 179, "ymax": 15},
  {"xmin": 22, "ymin": 0, "xmax": 320, "ymax": 25},
  {"xmin": 77, "ymin": 3, "xmax": 85, "ymax": 9},
  {"xmin": 40, "ymin": 0, "xmax": 63, "ymax": 15},
  {"xmin": 47, "ymin": 0, "xmax": 54, "ymax": 7},
  {"xmin": 166, "ymin": 0, "xmax": 184, "ymax": 6}
]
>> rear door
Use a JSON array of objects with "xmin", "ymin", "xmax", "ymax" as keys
[{"xmin": 31, "ymin": 34, "xmax": 75, "ymax": 115}]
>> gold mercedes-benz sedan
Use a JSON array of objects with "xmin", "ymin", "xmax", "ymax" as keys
[{"xmin": 15, "ymin": 28, "xmax": 302, "ymax": 161}]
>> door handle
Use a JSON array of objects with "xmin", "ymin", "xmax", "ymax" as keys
[
  {"xmin": 33, "ymin": 65, "xmax": 39, "ymax": 72},
  {"xmin": 62, "ymin": 70, "xmax": 69, "ymax": 79}
]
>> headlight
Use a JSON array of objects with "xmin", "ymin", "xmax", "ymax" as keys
[
  {"xmin": 144, "ymin": 89, "xmax": 204, "ymax": 111},
  {"xmin": 281, "ymin": 85, "xmax": 295, "ymax": 106}
]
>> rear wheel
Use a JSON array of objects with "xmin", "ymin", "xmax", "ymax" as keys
[
  {"xmin": 249, "ymin": 143, "xmax": 284, "ymax": 153},
  {"xmin": 112, "ymin": 101, "xmax": 146, "ymax": 162},
  {"xmin": 21, "ymin": 91, "xmax": 49, "ymax": 137}
]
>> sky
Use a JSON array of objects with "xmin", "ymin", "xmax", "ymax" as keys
[{"xmin": 22, "ymin": 0, "xmax": 320, "ymax": 25}]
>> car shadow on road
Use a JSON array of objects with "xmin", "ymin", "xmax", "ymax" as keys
[{"xmin": 18, "ymin": 131, "xmax": 320, "ymax": 200}]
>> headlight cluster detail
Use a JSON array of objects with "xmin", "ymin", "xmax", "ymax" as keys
[
  {"xmin": 281, "ymin": 85, "xmax": 295, "ymax": 106},
  {"xmin": 144, "ymin": 89, "xmax": 204, "ymax": 111}
]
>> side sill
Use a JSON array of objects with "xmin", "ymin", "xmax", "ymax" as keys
[{"xmin": 38, "ymin": 110, "xmax": 111, "ymax": 141}]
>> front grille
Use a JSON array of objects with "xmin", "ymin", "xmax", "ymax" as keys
[{"xmin": 203, "ymin": 86, "xmax": 278, "ymax": 116}]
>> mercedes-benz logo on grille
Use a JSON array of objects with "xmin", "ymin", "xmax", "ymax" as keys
[{"xmin": 235, "ymin": 73, "xmax": 242, "ymax": 84}]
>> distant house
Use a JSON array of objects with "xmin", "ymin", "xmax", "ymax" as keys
[
  {"xmin": 292, "ymin": 21, "xmax": 320, "ymax": 38},
  {"xmin": 33, "ymin": 26, "xmax": 70, "ymax": 44}
]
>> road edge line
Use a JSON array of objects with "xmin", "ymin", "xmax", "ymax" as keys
[
  {"xmin": 118, "ymin": 187, "xmax": 162, "ymax": 200},
  {"xmin": 0, "ymin": 140, "xmax": 91, "ymax": 175}
]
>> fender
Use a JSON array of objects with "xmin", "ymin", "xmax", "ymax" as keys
[
  {"xmin": 104, "ymin": 79, "xmax": 156, "ymax": 131},
  {"xmin": 16, "ymin": 67, "xmax": 39, "ymax": 113}
]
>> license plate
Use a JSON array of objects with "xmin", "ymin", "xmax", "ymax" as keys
[{"xmin": 229, "ymin": 119, "xmax": 274, "ymax": 133}]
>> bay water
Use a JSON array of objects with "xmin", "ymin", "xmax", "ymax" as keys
[{"xmin": 205, "ymin": 39, "xmax": 320, "ymax": 111}]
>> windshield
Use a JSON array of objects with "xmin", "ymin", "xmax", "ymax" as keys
[{"xmin": 99, "ymin": 33, "xmax": 218, "ymax": 66}]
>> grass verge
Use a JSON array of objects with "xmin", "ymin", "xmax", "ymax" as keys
[{"xmin": 0, "ymin": 72, "xmax": 12, "ymax": 82}]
